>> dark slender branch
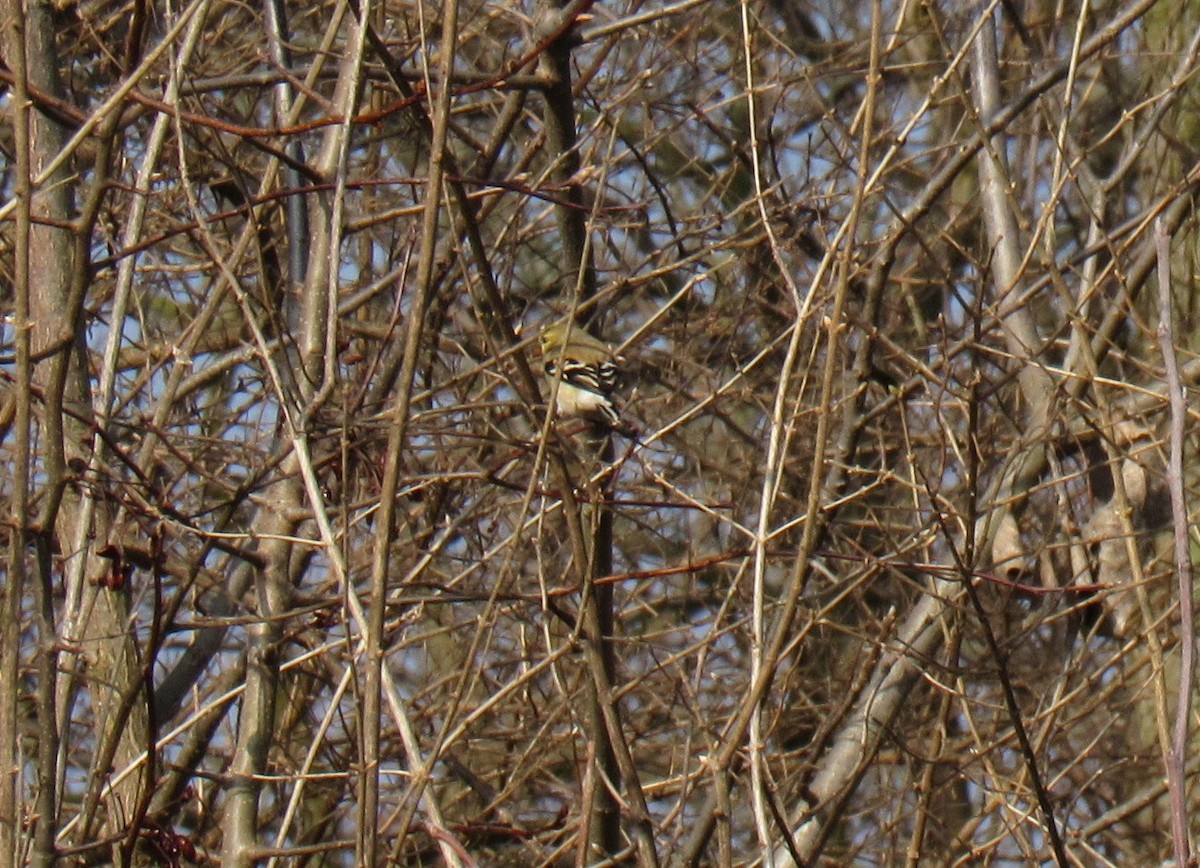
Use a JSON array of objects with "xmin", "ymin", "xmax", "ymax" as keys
[
  {"xmin": 264, "ymin": 0, "xmax": 310, "ymax": 289},
  {"xmin": 0, "ymin": 2, "xmax": 33, "ymax": 855},
  {"xmin": 953, "ymin": 360, "xmax": 1068, "ymax": 866}
]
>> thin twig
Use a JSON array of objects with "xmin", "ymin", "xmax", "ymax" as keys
[{"xmin": 1155, "ymin": 216, "xmax": 1194, "ymax": 868}]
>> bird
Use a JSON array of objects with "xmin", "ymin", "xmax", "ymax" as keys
[{"xmin": 539, "ymin": 321, "xmax": 629, "ymax": 433}]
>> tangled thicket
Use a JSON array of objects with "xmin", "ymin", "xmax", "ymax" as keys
[{"xmin": 2, "ymin": 1, "xmax": 1200, "ymax": 865}]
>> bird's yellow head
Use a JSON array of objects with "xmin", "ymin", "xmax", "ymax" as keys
[
  {"xmin": 539, "ymin": 322, "xmax": 616, "ymax": 366},
  {"xmin": 539, "ymin": 322, "xmax": 573, "ymax": 355}
]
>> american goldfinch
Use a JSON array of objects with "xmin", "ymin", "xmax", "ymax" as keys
[{"xmin": 539, "ymin": 322, "xmax": 626, "ymax": 431}]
